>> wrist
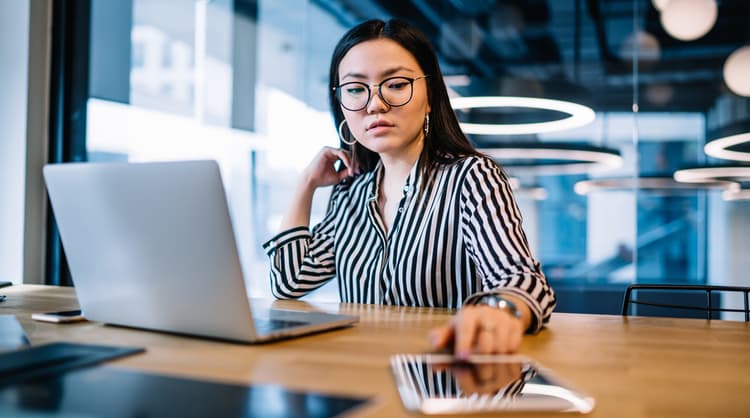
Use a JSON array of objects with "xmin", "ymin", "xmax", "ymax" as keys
[
  {"xmin": 295, "ymin": 173, "xmax": 321, "ymax": 198},
  {"xmin": 298, "ymin": 171, "xmax": 318, "ymax": 190}
]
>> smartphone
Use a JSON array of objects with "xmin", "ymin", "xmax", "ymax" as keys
[{"xmin": 31, "ymin": 309, "xmax": 86, "ymax": 323}]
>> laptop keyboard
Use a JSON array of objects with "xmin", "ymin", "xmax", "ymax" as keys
[{"xmin": 253, "ymin": 318, "xmax": 308, "ymax": 335}]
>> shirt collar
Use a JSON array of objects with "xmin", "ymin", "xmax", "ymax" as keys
[
  {"xmin": 403, "ymin": 157, "xmax": 421, "ymax": 197},
  {"xmin": 367, "ymin": 157, "xmax": 422, "ymax": 202},
  {"xmin": 366, "ymin": 161, "xmax": 382, "ymax": 202}
]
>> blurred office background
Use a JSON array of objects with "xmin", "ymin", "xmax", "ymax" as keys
[{"xmin": 2, "ymin": 0, "xmax": 748, "ymax": 318}]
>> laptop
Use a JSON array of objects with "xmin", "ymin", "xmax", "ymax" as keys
[{"xmin": 43, "ymin": 160, "xmax": 357, "ymax": 343}]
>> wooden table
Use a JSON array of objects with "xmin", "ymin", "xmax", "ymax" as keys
[{"xmin": 1, "ymin": 285, "xmax": 749, "ymax": 417}]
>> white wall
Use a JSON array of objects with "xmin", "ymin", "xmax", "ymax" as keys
[{"xmin": 0, "ymin": 1, "xmax": 30, "ymax": 285}]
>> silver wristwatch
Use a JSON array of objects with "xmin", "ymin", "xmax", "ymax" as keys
[{"xmin": 479, "ymin": 294, "xmax": 522, "ymax": 319}]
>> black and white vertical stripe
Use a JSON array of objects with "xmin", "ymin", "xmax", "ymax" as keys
[
  {"xmin": 263, "ymin": 155, "xmax": 556, "ymax": 332},
  {"xmin": 392, "ymin": 354, "xmax": 537, "ymax": 403}
]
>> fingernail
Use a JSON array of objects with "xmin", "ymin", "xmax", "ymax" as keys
[{"xmin": 457, "ymin": 349, "xmax": 470, "ymax": 360}]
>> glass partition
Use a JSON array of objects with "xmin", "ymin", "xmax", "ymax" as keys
[{"xmin": 82, "ymin": 0, "xmax": 750, "ymax": 313}]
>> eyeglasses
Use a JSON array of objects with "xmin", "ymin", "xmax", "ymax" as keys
[{"xmin": 333, "ymin": 75, "xmax": 429, "ymax": 111}]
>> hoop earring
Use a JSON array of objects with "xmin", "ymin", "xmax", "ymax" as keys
[
  {"xmin": 338, "ymin": 119, "xmax": 357, "ymax": 146},
  {"xmin": 424, "ymin": 113, "xmax": 430, "ymax": 137}
]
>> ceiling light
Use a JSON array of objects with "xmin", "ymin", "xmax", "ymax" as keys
[
  {"xmin": 660, "ymin": 0, "xmax": 717, "ymax": 41},
  {"xmin": 645, "ymin": 83, "xmax": 674, "ymax": 106},
  {"xmin": 450, "ymin": 96, "xmax": 596, "ymax": 135},
  {"xmin": 619, "ymin": 31, "xmax": 661, "ymax": 62},
  {"xmin": 673, "ymin": 166, "xmax": 749, "ymax": 187},
  {"xmin": 443, "ymin": 75, "xmax": 472, "ymax": 87},
  {"xmin": 574, "ymin": 177, "xmax": 734, "ymax": 195},
  {"xmin": 704, "ymin": 132, "xmax": 750, "ymax": 162},
  {"xmin": 651, "ymin": 0, "xmax": 671, "ymax": 11},
  {"xmin": 723, "ymin": 46, "xmax": 750, "ymax": 97},
  {"xmin": 514, "ymin": 187, "xmax": 548, "ymax": 200},
  {"xmin": 482, "ymin": 144, "xmax": 623, "ymax": 175},
  {"xmin": 723, "ymin": 188, "xmax": 750, "ymax": 201},
  {"xmin": 507, "ymin": 177, "xmax": 547, "ymax": 200}
]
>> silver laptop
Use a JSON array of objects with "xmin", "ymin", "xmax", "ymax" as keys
[{"xmin": 43, "ymin": 160, "xmax": 357, "ymax": 343}]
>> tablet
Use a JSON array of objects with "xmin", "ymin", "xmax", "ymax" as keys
[{"xmin": 391, "ymin": 354, "xmax": 595, "ymax": 414}]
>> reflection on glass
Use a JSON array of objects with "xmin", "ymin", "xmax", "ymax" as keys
[
  {"xmin": 82, "ymin": 0, "xmax": 750, "ymax": 312},
  {"xmin": 391, "ymin": 354, "xmax": 594, "ymax": 414},
  {"xmin": 0, "ymin": 316, "xmax": 30, "ymax": 352},
  {"xmin": 0, "ymin": 367, "xmax": 367, "ymax": 418}
]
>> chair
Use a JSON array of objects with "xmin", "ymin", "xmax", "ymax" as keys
[{"xmin": 621, "ymin": 284, "xmax": 750, "ymax": 321}]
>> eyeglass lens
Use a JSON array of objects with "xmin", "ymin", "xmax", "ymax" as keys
[{"xmin": 337, "ymin": 77, "xmax": 416, "ymax": 111}]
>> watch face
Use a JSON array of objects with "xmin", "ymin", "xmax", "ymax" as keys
[
  {"xmin": 498, "ymin": 300, "xmax": 521, "ymax": 318},
  {"xmin": 480, "ymin": 295, "xmax": 521, "ymax": 318}
]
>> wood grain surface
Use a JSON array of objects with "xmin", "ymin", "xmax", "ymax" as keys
[{"xmin": 1, "ymin": 285, "xmax": 748, "ymax": 417}]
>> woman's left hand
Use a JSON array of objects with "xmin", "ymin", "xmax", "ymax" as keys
[{"xmin": 429, "ymin": 296, "xmax": 531, "ymax": 358}]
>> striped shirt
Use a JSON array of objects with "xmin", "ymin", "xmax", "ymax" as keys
[{"xmin": 263, "ymin": 155, "xmax": 556, "ymax": 332}]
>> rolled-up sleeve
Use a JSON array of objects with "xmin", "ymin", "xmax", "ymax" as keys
[
  {"xmin": 262, "ymin": 184, "xmax": 345, "ymax": 299},
  {"xmin": 459, "ymin": 157, "xmax": 556, "ymax": 333}
]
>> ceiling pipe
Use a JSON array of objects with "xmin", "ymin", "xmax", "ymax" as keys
[
  {"xmin": 585, "ymin": 0, "xmax": 618, "ymax": 64},
  {"xmin": 409, "ymin": 0, "xmax": 495, "ymax": 78}
]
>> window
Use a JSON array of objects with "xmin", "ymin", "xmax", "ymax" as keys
[
  {"xmin": 0, "ymin": 0, "xmax": 30, "ymax": 285},
  {"xmin": 86, "ymin": 0, "xmax": 345, "ymax": 300}
]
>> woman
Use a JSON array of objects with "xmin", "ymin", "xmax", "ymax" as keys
[{"xmin": 263, "ymin": 19, "xmax": 555, "ymax": 357}]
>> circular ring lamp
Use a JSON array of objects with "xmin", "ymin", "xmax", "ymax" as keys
[
  {"xmin": 673, "ymin": 166, "xmax": 749, "ymax": 201},
  {"xmin": 673, "ymin": 166, "xmax": 750, "ymax": 185},
  {"xmin": 507, "ymin": 177, "xmax": 548, "ymax": 200},
  {"xmin": 660, "ymin": 0, "xmax": 717, "ymax": 41},
  {"xmin": 483, "ymin": 143, "xmax": 623, "ymax": 175},
  {"xmin": 513, "ymin": 187, "xmax": 548, "ymax": 201},
  {"xmin": 450, "ymin": 96, "xmax": 596, "ymax": 135},
  {"xmin": 723, "ymin": 188, "xmax": 750, "ymax": 201},
  {"xmin": 704, "ymin": 132, "xmax": 750, "ymax": 162},
  {"xmin": 574, "ymin": 177, "xmax": 735, "ymax": 195}
]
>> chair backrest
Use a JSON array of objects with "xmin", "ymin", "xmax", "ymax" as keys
[{"xmin": 621, "ymin": 284, "xmax": 750, "ymax": 321}]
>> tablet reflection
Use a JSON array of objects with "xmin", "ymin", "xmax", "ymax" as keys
[
  {"xmin": 391, "ymin": 354, "xmax": 595, "ymax": 414},
  {"xmin": 444, "ymin": 359, "xmax": 530, "ymax": 395}
]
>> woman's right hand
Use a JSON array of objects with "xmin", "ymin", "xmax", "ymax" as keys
[
  {"xmin": 300, "ymin": 146, "xmax": 358, "ymax": 189},
  {"xmin": 279, "ymin": 146, "xmax": 357, "ymax": 230}
]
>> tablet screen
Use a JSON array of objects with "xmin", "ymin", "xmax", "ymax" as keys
[{"xmin": 391, "ymin": 354, "xmax": 594, "ymax": 414}]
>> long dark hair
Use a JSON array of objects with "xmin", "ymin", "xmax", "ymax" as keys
[{"xmin": 328, "ymin": 19, "xmax": 480, "ymax": 180}]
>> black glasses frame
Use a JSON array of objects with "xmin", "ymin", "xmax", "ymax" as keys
[{"xmin": 333, "ymin": 75, "xmax": 429, "ymax": 111}]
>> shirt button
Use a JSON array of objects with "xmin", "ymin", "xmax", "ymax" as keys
[
  {"xmin": 403, "ymin": 185, "xmax": 410, "ymax": 193},
  {"xmin": 398, "ymin": 207, "xmax": 404, "ymax": 213}
]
